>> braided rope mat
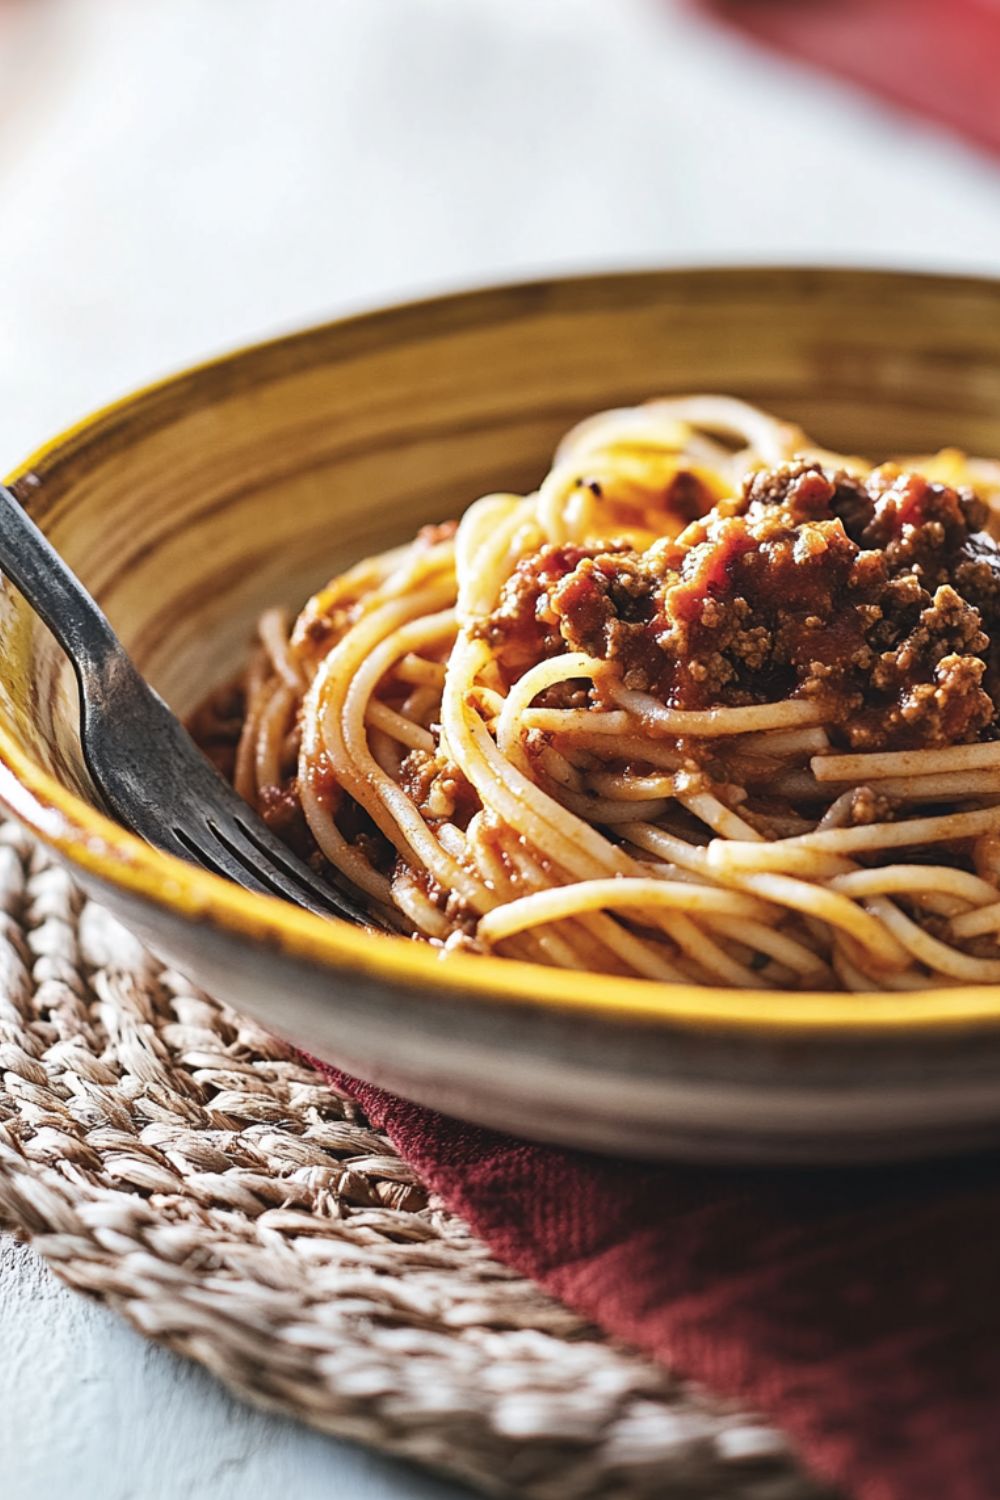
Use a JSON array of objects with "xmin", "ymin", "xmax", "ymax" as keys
[{"xmin": 0, "ymin": 820, "xmax": 832, "ymax": 1499}]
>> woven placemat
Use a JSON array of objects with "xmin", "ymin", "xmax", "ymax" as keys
[{"xmin": 0, "ymin": 819, "xmax": 831, "ymax": 1499}]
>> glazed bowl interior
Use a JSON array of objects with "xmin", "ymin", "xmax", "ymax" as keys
[{"xmin": 7, "ymin": 268, "xmax": 1000, "ymax": 1162}]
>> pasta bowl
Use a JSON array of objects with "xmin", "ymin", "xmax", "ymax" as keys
[{"xmin": 5, "ymin": 267, "xmax": 1000, "ymax": 1163}]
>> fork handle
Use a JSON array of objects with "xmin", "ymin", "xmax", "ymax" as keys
[{"xmin": 0, "ymin": 484, "xmax": 121, "ymax": 674}]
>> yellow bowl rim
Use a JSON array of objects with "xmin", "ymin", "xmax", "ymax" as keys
[{"xmin": 5, "ymin": 266, "xmax": 1000, "ymax": 1038}]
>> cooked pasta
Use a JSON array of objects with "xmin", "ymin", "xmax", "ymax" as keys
[{"xmin": 191, "ymin": 396, "xmax": 1000, "ymax": 991}]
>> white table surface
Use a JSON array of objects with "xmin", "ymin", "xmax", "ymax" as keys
[{"xmin": 4, "ymin": 3, "xmax": 1000, "ymax": 1497}]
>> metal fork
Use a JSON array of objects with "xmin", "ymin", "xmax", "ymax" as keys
[{"xmin": 0, "ymin": 482, "xmax": 377, "ymax": 926}]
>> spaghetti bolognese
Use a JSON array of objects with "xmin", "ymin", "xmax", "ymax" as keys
[{"xmin": 191, "ymin": 397, "xmax": 1000, "ymax": 992}]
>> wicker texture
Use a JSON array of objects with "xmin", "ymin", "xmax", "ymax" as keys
[{"xmin": 0, "ymin": 822, "xmax": 829, "ymax": 1499}]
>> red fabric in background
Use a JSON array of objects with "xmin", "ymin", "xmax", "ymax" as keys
[
  {"xmin": 314, "ymin": 1065, "xmax": 1000, "ymax": 1500},
  {"xmin": 700, "ymin": 0, "xmax": 1000, "ymax": 158}
]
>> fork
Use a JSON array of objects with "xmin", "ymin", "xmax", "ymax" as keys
[{"xmin": 0, "ymin": 482, "xmax": 378, "ymax": 926}]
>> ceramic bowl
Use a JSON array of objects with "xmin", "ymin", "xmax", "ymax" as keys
[{"xmin": 6, "ymin": 268, "xmax": 1000, "ymax": 1164}]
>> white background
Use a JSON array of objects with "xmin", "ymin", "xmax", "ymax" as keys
[{"xmin": 2, "ymin": 2, "xmax": 1000, "ymax": 1497}]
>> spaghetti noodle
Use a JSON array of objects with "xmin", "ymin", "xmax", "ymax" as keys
[{"xmin": 191, "ymin": 397, "xmax": 1000, "ymax": 991}]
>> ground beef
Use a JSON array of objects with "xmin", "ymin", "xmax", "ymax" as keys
[
  {"xmin": 841, "ymin": 466, "xmax": 989, "ymax": 575},
  {"xmin": 846, "ymin": 786, "xmax": 896, "ymax": 827},
  {"xmin": 481, "ymin": 542, "xmax": 634, "ymax": 682},
  {"xmin": 398, "ymin": 748, "xmax": 478, "ymax": 826},
  {"xmin": 483, "ymin": 461, "xmax": 1000, "ymax": 751}
]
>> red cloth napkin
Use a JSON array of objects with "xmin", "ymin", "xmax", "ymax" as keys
[
  {"xmin": 699, "ymin": 0, "xmax": 1000, "ymax": 158},
  {"xmin": 314, "ymin": 1063, "xmax": 1000, "ymax": 1500}
]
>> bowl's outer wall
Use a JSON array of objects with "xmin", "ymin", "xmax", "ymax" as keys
[
  {"xmin": 58, "ymin": 847, "xmax": 1000, "ymax": 1163},
  {"xmin": 7, "ymin": 267, "xmax": 1000, "ymax": 1160}
]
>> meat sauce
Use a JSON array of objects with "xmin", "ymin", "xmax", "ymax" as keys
[{"xmin": 483, "ymin": 462, "xmax": 1000, "ymax": 751}]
